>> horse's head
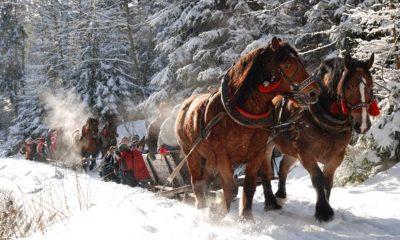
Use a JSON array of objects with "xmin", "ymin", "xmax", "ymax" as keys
[
  {"xmin": 84, "ymin": 117, "xmax": 99, "ymax": 138},
  {"xmin": 231, "ymin": 37, "xmax": 320, "ymax": 108},
  {"xmin": 268, "ymin": 37, "xmax": 320, "ymax": 106},
  {"xmin": 337, "ymin": 53, "xmax": 377, "ymax": 134}
]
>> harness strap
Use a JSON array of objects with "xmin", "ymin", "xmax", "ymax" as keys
[
  {"xmin": 308, "ymin": 101, "xmax": 351, "ymax": 132},
  {"xmin": 269, "ymin": 106, "xmax": 305, "ymax": 139},
  {"xmin": 163, "ymin": 111, "xmax": 226, "ymax": 186}
]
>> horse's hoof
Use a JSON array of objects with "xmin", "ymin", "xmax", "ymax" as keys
[
  {"xmin": 264, "ymin": 194, "xmax": 282, "ymax": 211},
  {"xmin": 239, "ymin": 209, "xmax": 254, "ymax": 222},
  {"xmin": 315, "ymin": 203, "xmax": 334, "ymax": 222},
  {"xmin": 195, "ymin": 200, "xmax": 207, "ymax": 209},
  {"xmin": 275, "ymin": 191, "xmax": 287, "ymax": 199},
  {"xmin": 276, "ymin": 197, "xmax": 287, "ymax": 206},
  {"xmin": 209, "ymin": 202, "xmax": 228, "ymax": 221},
  {"xmin": 264, "ymin": 202, "xmax": 282, "ymax": 211}
]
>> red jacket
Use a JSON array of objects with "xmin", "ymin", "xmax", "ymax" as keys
[
  {"xmin": 118, "ymin": 150, "xmax": 134, "ymax": 171},
  {"xmin": 118, "ymin": 149, "xmax": 151, "ymax": 181},
  {"xmin": 132, "ymin": 149, "xmax": 151, "ymax": 181}
]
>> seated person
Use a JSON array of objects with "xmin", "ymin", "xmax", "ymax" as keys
[
  {"xmin": 99, "ymin": 146, "xmax": 120, "ymax": 183},
  {"xmin": 115, "ymin": 137, "xmax": 137, "ymax": 187},
  {"xmin": 130, "ymin": 135, "xmax": 154, "ymax": 189}
]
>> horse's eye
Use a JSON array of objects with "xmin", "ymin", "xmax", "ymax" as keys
[{"xmin": 283, "ymin": 60, "xmax": 292, "ymax": 69}]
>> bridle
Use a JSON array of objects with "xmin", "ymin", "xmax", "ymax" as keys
[
  {"xmin": 337, "ymin": 70, "xmax": 379, "ymax": 116},
  {"xmin": 258, "ymin": 57, "xmax": 316, "ymax": 94},
  {"xmin": 279, "ymin": 59, "xmax": 316, "ymax": 93}
]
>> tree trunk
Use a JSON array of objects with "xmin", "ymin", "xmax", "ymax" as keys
[{"xmin": 122, "ymin": 0, "xmax": 144, "ymax": 100}]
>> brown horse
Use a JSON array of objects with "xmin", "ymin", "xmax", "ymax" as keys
[
  {"xmin": 72, "ymin": 117, "xmax": 100, "ymax": 170},
  {"xmin": 175, "ymin": 37, "xmax": 321, "ymax": 219},
  {"xmin": 262, "ymin": 53, "xmax": 378, "ymax": 221},
  {"xmin": 98, "ymin": 120, "xmax": 118, "ymax": 159}
]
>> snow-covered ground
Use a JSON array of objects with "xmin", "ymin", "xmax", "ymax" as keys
[{"xmin": 0, "ymin": 157, "xmax": 399, "ymax": 240}]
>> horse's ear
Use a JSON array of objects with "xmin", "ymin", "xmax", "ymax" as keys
[
  {"xmin": 367, "ymin": 53, "xmax": 374, "ymax": 69},
  {"xmin": 271, "ymin": 37, "xmax": 280, "ymax": 51},
  {"xmin": 344, "ymin": 52, "xmax": 352, "ymax": 69}
]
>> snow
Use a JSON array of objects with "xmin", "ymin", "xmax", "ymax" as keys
[{"xmin": 1, "ymin": 157, "xmax": 399, "ymax": 239}]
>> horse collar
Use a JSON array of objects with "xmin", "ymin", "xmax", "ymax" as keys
[
  {"xmin": 309, "ymin": 101, "xmax": 351, "ymax": 132},
  {"xmin": 221, "ymin": 73, "xmax": 275, "ymax": 129}
]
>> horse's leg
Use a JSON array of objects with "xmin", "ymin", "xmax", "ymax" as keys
[
  {"xmin": 89, "ymin": 144, "xmax": 100, "ymax": 171},
  {"xmin": 275, "ymin": 154, "xmax": 297, "ymax": 200},
  {"xmin": 259, "ymin": 142, "xmax": 282, "ymax": 211},
  {"xmin": 81, "ymin": 152, "xmax": 88, "ymax": 172},
  {"xmin": 241, "ymin": 158, "xmax": 264, "ymax": 219},
  {"xmin": 323, "ymin": 151, "xmax": 345, "ymax": 201},
  {"xmin": 187, "ymin": 151, "xmax": 208, "ymax": 209},
  {"xmin": 301, "ymin": 156, "xmax": 334, "ymax": 222},
  {"xmin": 89, "ymin": 157, "xmax": 96, "ymax": 170},
  {"xmin": 215, "ymin": 155, "xmax": 235, "ymax": 218}
]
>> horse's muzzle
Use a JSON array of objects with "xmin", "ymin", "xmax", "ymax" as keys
[{"xmin": 353, "ymin": 120, "xmax": 371, "ymax": 134}]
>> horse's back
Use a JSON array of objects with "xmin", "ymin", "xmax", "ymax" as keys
[{"xmin": 175, "ymin": 93, "xmax": 214, "ymax": 154}]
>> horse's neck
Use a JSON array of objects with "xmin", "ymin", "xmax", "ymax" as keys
[
  {"xmin": 308, "ymin": 82, "xmax": 350, "ymax": 130},
  {"xmin": 241, "ymin": 92, "xmax": 273, "ymax": 114}
]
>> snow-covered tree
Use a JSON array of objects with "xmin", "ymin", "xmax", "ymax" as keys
[{"xmin": 0, "ymin": 2, "xmax": 27, "ymax": 117}]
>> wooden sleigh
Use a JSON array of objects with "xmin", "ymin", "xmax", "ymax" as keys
[{"xmin": 143, "ymin": 150, "xmax": 282, "ymax": 200}]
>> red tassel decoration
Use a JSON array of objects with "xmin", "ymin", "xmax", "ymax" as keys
[
  {"xmin": 159, "ymin": 147, "xmax": 168, "ymax": 156},
  {"xmin": 329, "ymin": 102, "xmax": 339, "ymax": 114},
  {"xmin": 258, "ymin": 81, "xmax": 281, "ymax": 94},
  {"xmin": 368, "ymin": 100, "xmax": 380, "ymax": 116},
  {"xmin": 341, "ymin": 99, "xmax": 349, "ymax": 115}
]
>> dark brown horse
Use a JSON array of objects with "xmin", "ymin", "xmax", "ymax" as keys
[
  {"xmin": 98, "ymin": 120, "xmax": 118, "ymax": 158},
  {"xmin": 72, "ymin": 117, "xmax": 100, "ymax": 170},
  {"xmin": 175, "ymin": 37, "xmax": 320, "ymax": 219},
  {"xmin": 262, "ymin": 53, "xmax": 378, "ymax": 221}
]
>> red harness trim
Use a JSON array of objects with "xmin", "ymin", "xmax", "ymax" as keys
[
  {"xmin": 368, "ymin": 100, "xmax": 380, "ymax": 116},
  {"xmin": 235, "ymin": 106, "xmax": 271, "ymax": 119},
  {"xmin": 257, "ymin": 80, "xmax": 281, "ymax": 94},
  {"xmin": 330, "ymin": 99, "xmax": 380, "ymax": 117},
  {"xmin": 329, "ymin": 102, "xmax": 340, "ymax": 115}
]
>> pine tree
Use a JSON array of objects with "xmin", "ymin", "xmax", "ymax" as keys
[{"xmin": 0, "ymin": 2, "xmax": 27, "ymax": 118}]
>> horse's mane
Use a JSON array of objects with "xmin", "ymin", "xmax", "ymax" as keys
[
  {"xmin": 87, "ymin": 117, "xmax": 99, "ymax": 124},
  {"xmin": 319, "ymin": 57, "xmax": 372, "ymax": 97},
  {"xmin": 228, "ymin": 42, "xmax": 300, "ymax": 106},
  {"xmin": 315, "ymin": 58, "xmax": 344, "ymax": 97}
]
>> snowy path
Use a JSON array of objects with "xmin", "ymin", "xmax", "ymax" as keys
[{"xmin": 0, "ymin": 157, "xmax": 399, "ymax": 239}]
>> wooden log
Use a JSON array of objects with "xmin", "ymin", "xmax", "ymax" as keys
[{"xmin": 156, "ymin": 185, "xmax": 193, "ymax": 198}]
